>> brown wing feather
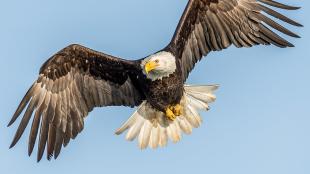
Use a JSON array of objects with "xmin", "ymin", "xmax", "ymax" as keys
[
  {"xmin": 8, "ymin": 44, "xmax": 143, "ymax": 162},
  {"xmin": 167, "ymin": 0, "xmax": 302, "ymax": 81}
]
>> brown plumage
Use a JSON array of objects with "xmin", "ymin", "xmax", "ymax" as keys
[
  {"xmin": 8, "ymin": 0, "xmax": 301, "ymax": 162},
  {"xmin": 8, "ymin": 44, "xmax": 144, "ymax": 161},
  {"xmin": 166, "ymin": 0, "xmax": 302, "ymax": 80}
]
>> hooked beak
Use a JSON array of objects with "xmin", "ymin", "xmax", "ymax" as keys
[{"xmin": 144, "ymin": 61, "xmax": 158, "ymax": 74}]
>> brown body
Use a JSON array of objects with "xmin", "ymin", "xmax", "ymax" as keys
[{"xmin": 137, "ymin": 60, "xmax": 184, "ymax": 112}]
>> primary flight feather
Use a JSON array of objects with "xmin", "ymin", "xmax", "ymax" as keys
[{"xmin": 8, "ymin": 0, "xmax": 302, "ymax": 162}]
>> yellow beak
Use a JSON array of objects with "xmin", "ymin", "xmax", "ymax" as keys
[{"xmin": 144, "ymin": 61, "xmax": 158, "ymax": 74}]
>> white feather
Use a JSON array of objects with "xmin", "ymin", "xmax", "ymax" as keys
[
  {"xmin": 167, "ymin": 121, "xmax": 181, "ymax": 143},
  {"xmin": 115, "ymin": 110, "xmax": 138, "ymax": 135},
  {"xmin": 174, "ymin": 121, "xmax": 182, "ymax": 141},
  {"xmin": 125, "ymin": 116, "xmax": 144, "ymax": 141},
  {"xmin": 183, "ymin": 105, "xmax": 201, "ymax": 128},
  {"xmin": 178, "ymin": 116, "xmax": 193, "ymax": 135},
  {"xmin": 185, "ymin": 93, "xmax": 209, "ymax": 110},
  {"xmin": 184, "ymin": 85, "xmax": 219, "ymax": 94},
  {"xmin": 114, "ymin": 84, "xmax": 219, "ymax": 149},
  {"xmin": 188, "ymin": 91, "xmax": 216, "ymax": 103},
  {"xmin": 158, "ymin": 126, "xmax": 168, "ymax": 147},
  {"xmin": 149, "ymin": 126, "xmax": 160, "ymax": 149},
  {"xmin": 138, "ymin": 120, "xmax": 152, "ymax": 149}
]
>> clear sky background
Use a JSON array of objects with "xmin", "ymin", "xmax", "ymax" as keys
[{"xmin": 0, "ymin": 0, "xmax": 308, "ymax": 174}]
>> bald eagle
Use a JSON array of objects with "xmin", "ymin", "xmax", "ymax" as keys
[{"xmin": 9, "ymin": 0, "xmax": 301, "ymax": 161}]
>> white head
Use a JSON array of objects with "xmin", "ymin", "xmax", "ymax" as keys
[{"xmin": 141, "ymin": 51, "xmax": 176, "ymax": 81}]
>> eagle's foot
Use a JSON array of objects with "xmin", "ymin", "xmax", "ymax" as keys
[
  {"xmin": 165, "ymin": 108, "xmax": 176, "ymax": 121},
  {"xmin": 165, "ymin": 104, "xmax": 182, "ymax": 121},
  {"xmin": 171, "ymin": 104, "xmax": 182, "ymax": 116}
]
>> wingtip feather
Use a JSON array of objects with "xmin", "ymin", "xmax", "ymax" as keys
[{"xmin": 258, "ymin": 0, "xmax": 301, "ymax": 10}]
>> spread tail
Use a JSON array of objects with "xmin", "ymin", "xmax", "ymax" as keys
[{"xmin": 115, "ymin": 84, "xmax": 219, "ymax": 149}]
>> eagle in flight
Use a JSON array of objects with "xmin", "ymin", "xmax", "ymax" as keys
[{"xmin": 9, "ymin": 0, "xmax": 301, "ymax": 161}]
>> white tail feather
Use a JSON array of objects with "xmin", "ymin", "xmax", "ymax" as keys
[{"xmin": 115, "ymin": 84, "xmax": 219, "ymax": 149}]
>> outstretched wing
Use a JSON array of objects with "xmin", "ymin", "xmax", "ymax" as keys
[
  {"xmin": 167, "ymin": 0, "xmax": 302, "ymax": 81},
  {"xmin": 8, "ymin": 44, "xmax": 144, "ymax": 161}
]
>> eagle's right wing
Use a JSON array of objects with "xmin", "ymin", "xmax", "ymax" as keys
[{"xmin": 8, "ymin": 44, "xmax": 144, "ymax": 161}]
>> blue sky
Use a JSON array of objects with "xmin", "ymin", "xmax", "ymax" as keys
[{"xmin": 0, "ymin": 0, "xmax": 309, "ymax": 174}]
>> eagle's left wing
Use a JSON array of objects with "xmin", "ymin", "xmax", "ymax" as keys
[
  {"xmin": 166, "ymin": 0, "xmax": 302, "ymax": 81},
  {"xmin": 8, "ymin": 44, "xmax": 144, "ymax": 161}
]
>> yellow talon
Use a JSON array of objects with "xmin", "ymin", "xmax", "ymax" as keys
[
  {"xmin": 165, "ymin": 104, "xmax": 183, "ymax": 121},
  {"xmin": 172, "ymin": 104, "xmax": 182, "ymax": 116},
  {"xmin": 165, "ymin": 108, "xmax": 176, "ymax": 121}
]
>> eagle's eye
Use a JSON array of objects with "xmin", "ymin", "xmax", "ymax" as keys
[{"xmin": 155, "ymin": 59, "xmax": 159, "ymax": 63}]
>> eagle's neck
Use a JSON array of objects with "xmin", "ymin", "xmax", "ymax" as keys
[{"xmin": 141, "ymin": 51, "xmax": 177, "ymax": 81}]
